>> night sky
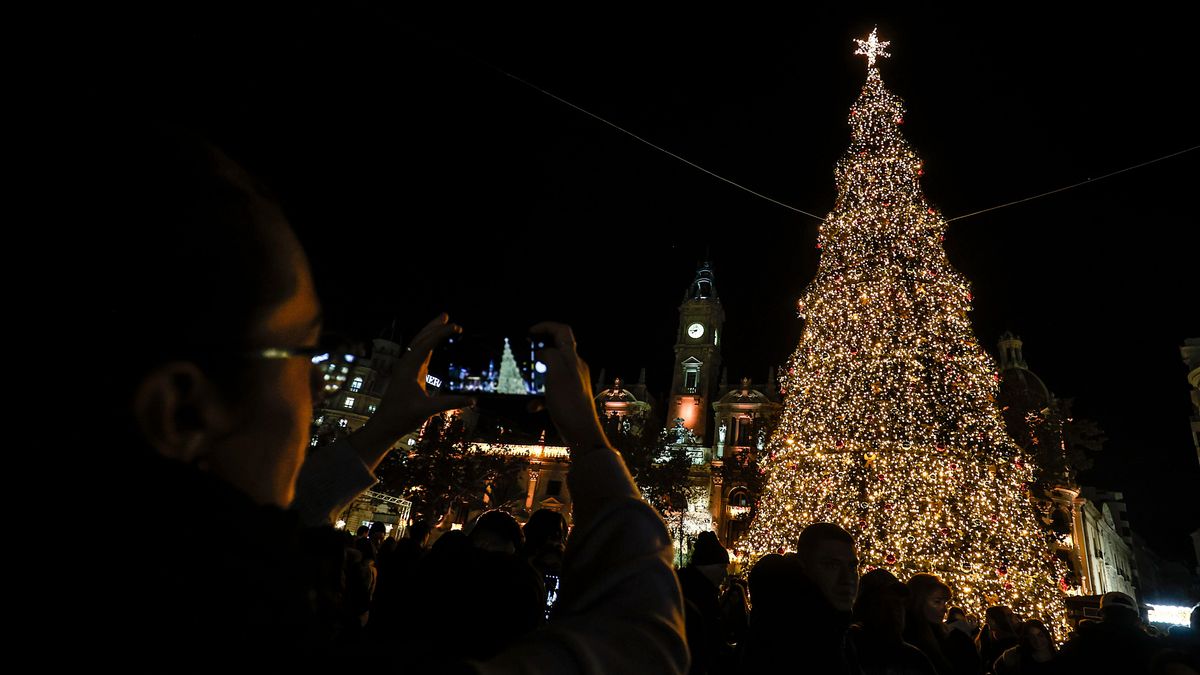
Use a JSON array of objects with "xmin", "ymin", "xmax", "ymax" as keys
[{"xmin": 94, "ymin": 6, "xmax": 1198, "ymax": 562}]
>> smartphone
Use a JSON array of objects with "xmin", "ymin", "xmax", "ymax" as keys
[
  {"xmin": 430, "ymin": 331, "xmax": 547, "ymax": 396},
  {"xmin": 543, "ymin": 572, "xmax": 561, "ymax": 621},
  {"xmin": 428, "ymin": 331, "xmax": 559, "ymax": 446}
]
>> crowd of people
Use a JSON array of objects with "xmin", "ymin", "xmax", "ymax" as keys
[
  {"xmin": 676, "ymin": 525, "xmax": 1198, "ymax": 674},
  {"xmin": 76, "ymin": 125, "xmax": 1197, "ymax": 673}
]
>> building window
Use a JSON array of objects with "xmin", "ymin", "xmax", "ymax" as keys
[
  {"xmin": 338, "ymin": 418, "xmax": 348, "ymax": 428},
  {"xmin": 344, "ymin": 397, "xmax": 355, "ymax": 410},
  {"xmin": 681, "ymin": 358, "xmax": 702, "ymax": 394},
  {"xmin": 733, "ymin": 416, "xmax": 753, "ymax": 445},
  {"xmin": 350, "ymin": 376, "xmax": 363, "ymax": 392},
  {"xmin": 547, "ymin": 480, "xmax": 563, "ymax": 497},
  {"xmin": 368, "ymin": 404, "xmax": 377, "ymax": 414}
]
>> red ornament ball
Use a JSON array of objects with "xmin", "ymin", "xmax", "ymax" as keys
[{"xmin": 885, "ymin": 553, "xmax": 897, "ymax": 565}]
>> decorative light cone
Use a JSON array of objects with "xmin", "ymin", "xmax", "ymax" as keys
[{"xmin": 741, "ymin": 29, "xmax": 1068, "ymax": 630}]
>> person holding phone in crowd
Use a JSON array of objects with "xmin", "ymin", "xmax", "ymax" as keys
[{"xmin": 75, "ymin": 123, "xmax": 687, "ymax": 673}]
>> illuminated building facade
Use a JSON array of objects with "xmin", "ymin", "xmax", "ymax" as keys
[
  {"xmin": 312, "ymin": 337, "xmax": 403, "ymax": 442},
  {"xmin": 310, "ymin": 337, "xmax": 416, "ymax": 532},
  {"xmin": 711, "ymin": 378, "xmax": 781, "ymax": 546},
  {"xmin": 1075, "ymin": 489, "xmax": 1139, "ymax": 600},
  {"xmin": 595, "ymin": 374, "xmax": 654, "ymax": 437},
  {"xmin": 995, "ymin": 333, "xmax": 1148, "ymax": 612}
]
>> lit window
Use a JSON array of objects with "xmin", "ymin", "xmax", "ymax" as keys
[
  {"xmin": 350, "ymin": 377, "xmax": 363, "ymax": 392},
  {"xmin": 681, "ymin": 358, "xmax": 702, "ymax": 393},
  {"xmin": 368, "ymin": 404, "xmax": 377, "ymax": 414},
  {"xmin": 338, "ymin": 418, "xmax": 348, "ymax": 428},
  {"xmin": 344, "ymin": 397, "xmax": 355, "ymax": 409},
  {"xmin": 684, "ymin": 369, "xmax": 699, "ymax": 392}
]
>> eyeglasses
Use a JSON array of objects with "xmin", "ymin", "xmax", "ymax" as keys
[{"xmin": 246, "ymin": 344, "xmax": 359, "ymax": 405}]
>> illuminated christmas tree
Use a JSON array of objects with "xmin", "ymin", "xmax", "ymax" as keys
[
  {"xmin": 496, "ymin": 338, "xmax": 529, "ymax": 394},
  {"xmin": 742, "ymin": 29, "xmax": 1067, "ymax": 626}
]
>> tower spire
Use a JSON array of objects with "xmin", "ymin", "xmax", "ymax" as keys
[{"xmin": 687, "ymin": 261, "xmax": 719, "ymax": 301}]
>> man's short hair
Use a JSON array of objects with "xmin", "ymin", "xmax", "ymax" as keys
[
  {"xmin": 78, "ymin": 121, "xmax": 290, "ymax": 433},
  {"xmin": 796, "ymin": 522, "xmax": 855, "ymax": 558}
]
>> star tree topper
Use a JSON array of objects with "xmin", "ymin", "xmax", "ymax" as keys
[{"xmin": 854, "ymin": 27, "xmax": 891, "ymax": 67}]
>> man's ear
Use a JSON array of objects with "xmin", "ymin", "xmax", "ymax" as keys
[{"xmin": 131, "ymin": 362, "xmax": 231, "ymax": 465}]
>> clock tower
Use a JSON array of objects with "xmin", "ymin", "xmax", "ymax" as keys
[{"xmin": 666, "ymin": 262, "xmax": 725, "ymax": 441}]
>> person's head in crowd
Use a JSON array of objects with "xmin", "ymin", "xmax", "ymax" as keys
[
  {"xmin": 469, "ymin": 510, "xmax": 524, "ymax": 555},
  {"xmin": 795, "ymin": 522, "xmax": 859, "ymax": 612},
  {"xmin": 986, "ymin": 605, "xmax": 1018, "ymax": 636},
  {"xmin": 945, "ymin": 605, "xmax": 978, "ymax": 636},
  {"xmin": 355, "ymin": 536, "xmax": 376, "ymax": 563},
  {"xmin": 408, "ymin": 520, "xmax": 432, "ymax": 548},
  {"xmin": 90, "ymin": 123, "xmax": 323, "ymax": 509},
  {"xmin": 369, "ymin": 522, "xmax": 388, "ymax": 547},
  {"xmin": 356, "ymin": 525, "xmax": 371, "ymax": 539},
  {"xmin": 523, "ymin": 509, "xmax": 568, "ymax": 556},
  {"xmin": 906, "ymin": 573, "xmax": 951, "ymax": 627},
  {"xmin": 853, "ymin": 568, "xmax": 909, "ymax": 638},
  {"xmin": 747, "ymin": 553, "xmax": 793, "ymax": 612},
  {"xmin": 1099, "ymin": 591, "xmax": 1140, "ymax": 625},
  {"xmin": 1018, "ymin": 619, "xmax": 1055, "ymax": 659},
  {"xmin": 690, "ymin": 531, "xmax": 730, "ymax": 587}
]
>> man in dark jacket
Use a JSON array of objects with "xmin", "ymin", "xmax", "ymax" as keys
[
  {"xmin": 742, "ymin": 523, "xmax": 860, "ymax": 674},
  {"xmin": 1056, "ymin": 591, "xmax": 1163, "ymax": 674}
]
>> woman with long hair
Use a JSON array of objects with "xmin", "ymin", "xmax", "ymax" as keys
[
  {"xmin": 994, "ymin": 620, "xmax": 1057, "ymax": 674},
  {"xmin": 903, "ymin": 573, "xmax": 982, "ymax": 675}
]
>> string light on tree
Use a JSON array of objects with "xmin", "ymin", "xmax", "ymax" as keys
[{"xmin": 741, "ymin": 29, "xmax": 1068, "ymax": 632}]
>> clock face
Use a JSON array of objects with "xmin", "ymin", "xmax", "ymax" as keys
[{"xmin": 687, "ymin": 323, "xmax": 705, "ymax": 339}]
